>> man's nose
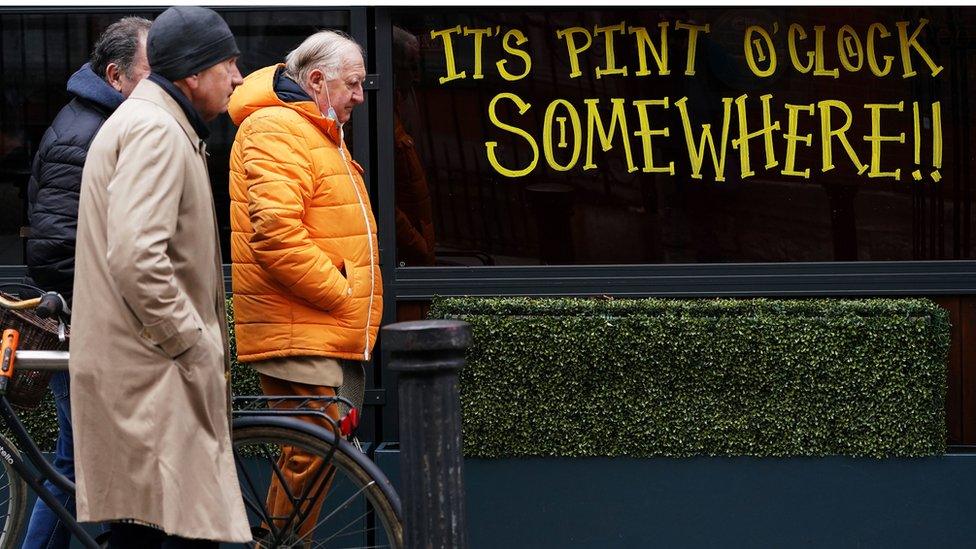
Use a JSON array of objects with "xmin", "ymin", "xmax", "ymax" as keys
[{"xmin": 231, "ymin": 65, "xmax": 244, "ymax": 87}]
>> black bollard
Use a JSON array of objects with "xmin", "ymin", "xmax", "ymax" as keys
[{"xmin": 383, "ymin": 319, "xmax": 471, "ymax": 549}]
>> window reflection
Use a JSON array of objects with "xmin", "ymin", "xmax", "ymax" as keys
[{"xmin": 392, "ymin": 7, "xmax": 976, "ymax": 265}]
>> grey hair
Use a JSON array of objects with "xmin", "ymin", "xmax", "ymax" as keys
[
  {"xmin": 90, "ymin": 16, "xmax": 152, "ymax": 79},
  {"xmin": 284, "ymin": 30, "xmax": 365, "ymax": 86}
]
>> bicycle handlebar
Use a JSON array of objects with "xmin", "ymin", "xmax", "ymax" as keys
[
  {"xmin": 0, "ymin": 295, "xmax": 41, "ymax": 311},
  {"xmin": 13, "ymin": 350, "xmax": 69, "ymax": 371},
  {"xmin": 36, "ymin": 293, "xmax": 69, "ymax": 319},
  {"xmin": 0, "ymin": 292, "xmax": 69, "ymax": 319}
]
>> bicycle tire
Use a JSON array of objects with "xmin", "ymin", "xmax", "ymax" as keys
[
  {"xmin": 0, "ymin": 432, "xmax": 28, "ymax": 549},
  {"xmin": 232, "ymin": 421, "xmax": 403, "ymax": 549}
]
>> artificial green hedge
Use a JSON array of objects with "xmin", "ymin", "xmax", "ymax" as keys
[
  {"xmin": 428, "ymin": 297, "xmax": 950, "ymax": 458},
  {"xmin": 16, "ymin": 299, "xmax": 260, "ymax": 451}
]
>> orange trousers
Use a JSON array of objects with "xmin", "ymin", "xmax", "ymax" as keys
[{"xmin": 259, "ymin": 374, "xmax": 340, "ymax": 543}]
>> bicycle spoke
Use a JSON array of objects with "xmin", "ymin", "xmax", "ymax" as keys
[
  {"xmin": 307, "ymin": 509, "xmax": 375, "ymax": 547},
  {"xmin": 304, "ymin": 481, "xmax": 375, "ymax": 534}
]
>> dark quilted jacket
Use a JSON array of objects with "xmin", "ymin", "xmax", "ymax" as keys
[{"xmin": 26, "ymin": 63, "xmax": 124, "ymax": 304}]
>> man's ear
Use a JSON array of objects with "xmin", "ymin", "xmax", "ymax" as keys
[
  {"xmin": 105, "ymin": 62, "xmax": 124, "ymax": 93},
  {"xmin": 307, "ymin": 68, "xmax": 324, "ymax": 94},
  {"xmin": 183, "ymin": 74, "xmax": 201, "ymax": 91}
]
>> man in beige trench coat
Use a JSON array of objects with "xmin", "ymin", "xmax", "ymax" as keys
[{"xmin": 69, "ymin": 6, "xmax": 249, "ymax": 547}]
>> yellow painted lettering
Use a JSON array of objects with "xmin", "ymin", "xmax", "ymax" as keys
[
  {"xmin": 838, "ymin": 25, "xmax": 864, "ymax": 72},
  {"xmin": 896, "ymin": 19, "xmax": 944, "ymax": 78},
  {"xmin": 485, "ymin": 93, "xmax": 539, "ymax": 178},
  {"xmin": 629, "ymin": 23, "xmax": 670, "ymax": 76},
  {"xmin": 543, "ymin": 99, "xmax": 582, "ymax": 171},
  {"xmin": 674, "ymin": 96, "xmax": 733, "ymax": 182},
  {"xmin": 744, "ymin": 25, "xmax": 777, "ymax": 78},
  {"xmin": 788, "ymin": 23, "xmax": 814, "ymax": 74},
  {"xmin": 932, "ymin": 101, "xmax": 942, "ymax": 181},
  {"xmin": 863, "ymin": 102, "xmax": 905, "ymax": 179},
  {"xmin": 732, "ymin": 94, "xmax": 780, "ymax": 179},
  {"xmin": 675, "ymin": 21, "xmax": 710, "ymax": 76},
  {"xmin": 632, "ymin": 98, "xmax": 674, "ymax": 174},
  {"xmin": 911, "ymin": 101, "xmax": 922, "ymax": 180},
  {"xmin": 555, "ymin": 27, "xmax": 592, "ymax": 78},
  {"xmin": 818, "ymin": 100, "xmax": 867, "ymax": 174},
  {"xmin": 462, "ymin": 26, "xmax": 492, "ymax": 79},
  {"xmin": 782, "ymin": 103, "xmax": 815, "ymax": 178},
  {"xmin": 813, "ymin": 26, "xmax": 840, "ymax": 78},
  {"xmin": 867, "ymin": 23, "xmax": 894, "ymax": 77},
  {"xmin": 583, "ymin": 98, "xmax": 637, "ymax": 172},
  {"xmin": 498, "ymin": 29, "xmax": 532, "ymax": 81},
  {"xmin": 431, "ymin": 26, "xmax": 466, "ymax": 84},
  {"xmin": 594, "ymin": 22, "xmax": 628, "ymax": 79}
]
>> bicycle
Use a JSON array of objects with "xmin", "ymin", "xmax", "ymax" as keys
[{"xmin": 0, "ymin": 289, "xmax": 403, "ymax": 549}]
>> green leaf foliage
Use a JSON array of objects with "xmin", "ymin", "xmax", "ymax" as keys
[{"xmin": 429, "ymin": 297, "xmax": 950, "ymax": 459}]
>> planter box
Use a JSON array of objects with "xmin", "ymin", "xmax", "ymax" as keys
[{"xmin": 375, "ymin": 444, "xmax": 976, "ymax": 548}]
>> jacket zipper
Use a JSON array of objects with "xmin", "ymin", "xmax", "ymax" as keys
[{"xmin": 339, "ymin": 144, "xmax": 375, "ymax": 361}]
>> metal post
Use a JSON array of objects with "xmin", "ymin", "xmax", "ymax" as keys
[{"xmin": 383, "ymin": 319, "xmax": 470, "ymax": 549}]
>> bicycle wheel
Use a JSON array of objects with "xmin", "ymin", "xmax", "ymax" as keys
[
  {"xmin": 0, "ymin": 432, "xmax": 28, "ymax": 549},
  {"xmin": 231, "ymin": 421, "xmax": 403, "ymax": 549}
]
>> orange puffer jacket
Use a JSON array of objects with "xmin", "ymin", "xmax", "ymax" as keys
[{"xmin": 228, "ymin": 64, "xmax": 382, "ymax": 362}]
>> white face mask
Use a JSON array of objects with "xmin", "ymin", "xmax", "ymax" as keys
[
  {"xmin": 318, "ymin": 74, "xmax": 346, "ymax": 151},
  {"xmin": 322, "ymin": 79, "xmax": 338, "ymax": 122}
]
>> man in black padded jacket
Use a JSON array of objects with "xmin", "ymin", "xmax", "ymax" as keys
[
  {"xmin": 21, "ymin": 16, "xmax": 151, "ymax": 549},
  {"xmin": 26, "ymin": 17, "xmax": 151, "ymax": 304}
]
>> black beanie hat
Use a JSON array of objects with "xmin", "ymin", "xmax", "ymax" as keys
[{"xmin": 147, "ymin": 6, "xmax": 240, "ymax": 81}]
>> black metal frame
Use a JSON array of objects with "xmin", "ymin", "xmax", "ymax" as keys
[
  {"xmin": 390, "ymin": 261, "xmax": 976, "ymax": 299},
  {"xmin": 0, "ymin": 389, "xmax": 385, "ymax": 549}
]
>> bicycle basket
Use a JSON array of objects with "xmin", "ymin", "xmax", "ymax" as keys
[{"xmin": 0, "ymin": 291, "xmax": 68, "ymax": 410}]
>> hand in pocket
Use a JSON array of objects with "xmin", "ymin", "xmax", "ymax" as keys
[{"xmin": 174, "ymin": 332, "xmax": 218, "ymax": 373}]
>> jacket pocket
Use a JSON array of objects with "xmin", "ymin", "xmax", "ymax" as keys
[
  {"xmin": 331, "ymin": 259, "xmax": 357, "ymax": 320},
  {"xmin": 173, "ymin": 332, "xmax": 217, "ymax": 376}
]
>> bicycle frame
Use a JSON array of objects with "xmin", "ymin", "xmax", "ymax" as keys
[
  {"xmin": 0, "ymin": 394, "xmax": 100, "ymax": 549},
  {"xmin": 0, "ymin": 352, "xmax": 379, "ymax": 549}
]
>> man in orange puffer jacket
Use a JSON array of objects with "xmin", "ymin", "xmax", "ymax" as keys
[{"xmin": 227, "ymin": 30, "xmax": 382, "ymax": 540}]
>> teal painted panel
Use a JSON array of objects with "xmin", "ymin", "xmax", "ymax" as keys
[{"xmin": 375, "ymin": 446, "xmax": 976, "ymax": 548}]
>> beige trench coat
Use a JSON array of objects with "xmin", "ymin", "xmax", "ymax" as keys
[{"xmin": 69, "ymin": 78, "xmax": 250, "ymax": 542}]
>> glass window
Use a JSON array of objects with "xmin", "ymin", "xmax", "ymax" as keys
[
  {"xmin": 0, "ymin": 8, "xmax": 351, "ymax": 266},
  {"xmin": 391, "ymin": 7, "xmax": 976, "ymax": 266}
]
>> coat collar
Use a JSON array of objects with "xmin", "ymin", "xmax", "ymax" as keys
[
  {"xmin": 227, "ymin": 64, "xmax": 342, "ymax": 146},
  {"xmin": 147, "ymin": 73, "xmax": 211, "ymax": 140},
  {"xmin": 129, "ymin": 77, "xmax": 205, "ymax": 150},
  {"xmin": 66, "ymin": 62, "xmax": 124, "ymax": 113}
]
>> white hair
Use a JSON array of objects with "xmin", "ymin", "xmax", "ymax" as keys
[{"xmin": 285, "ymin": 30, "xmax": 364, "ymax": 85}]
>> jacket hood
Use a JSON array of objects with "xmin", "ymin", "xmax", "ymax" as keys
[
  {"xmin": 228, "ymin": 64, "xmax": 340, "ymax": 143},
  {"xmin": 66, "ymin": 63, "xmax": 124, "ymax": 112}
]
